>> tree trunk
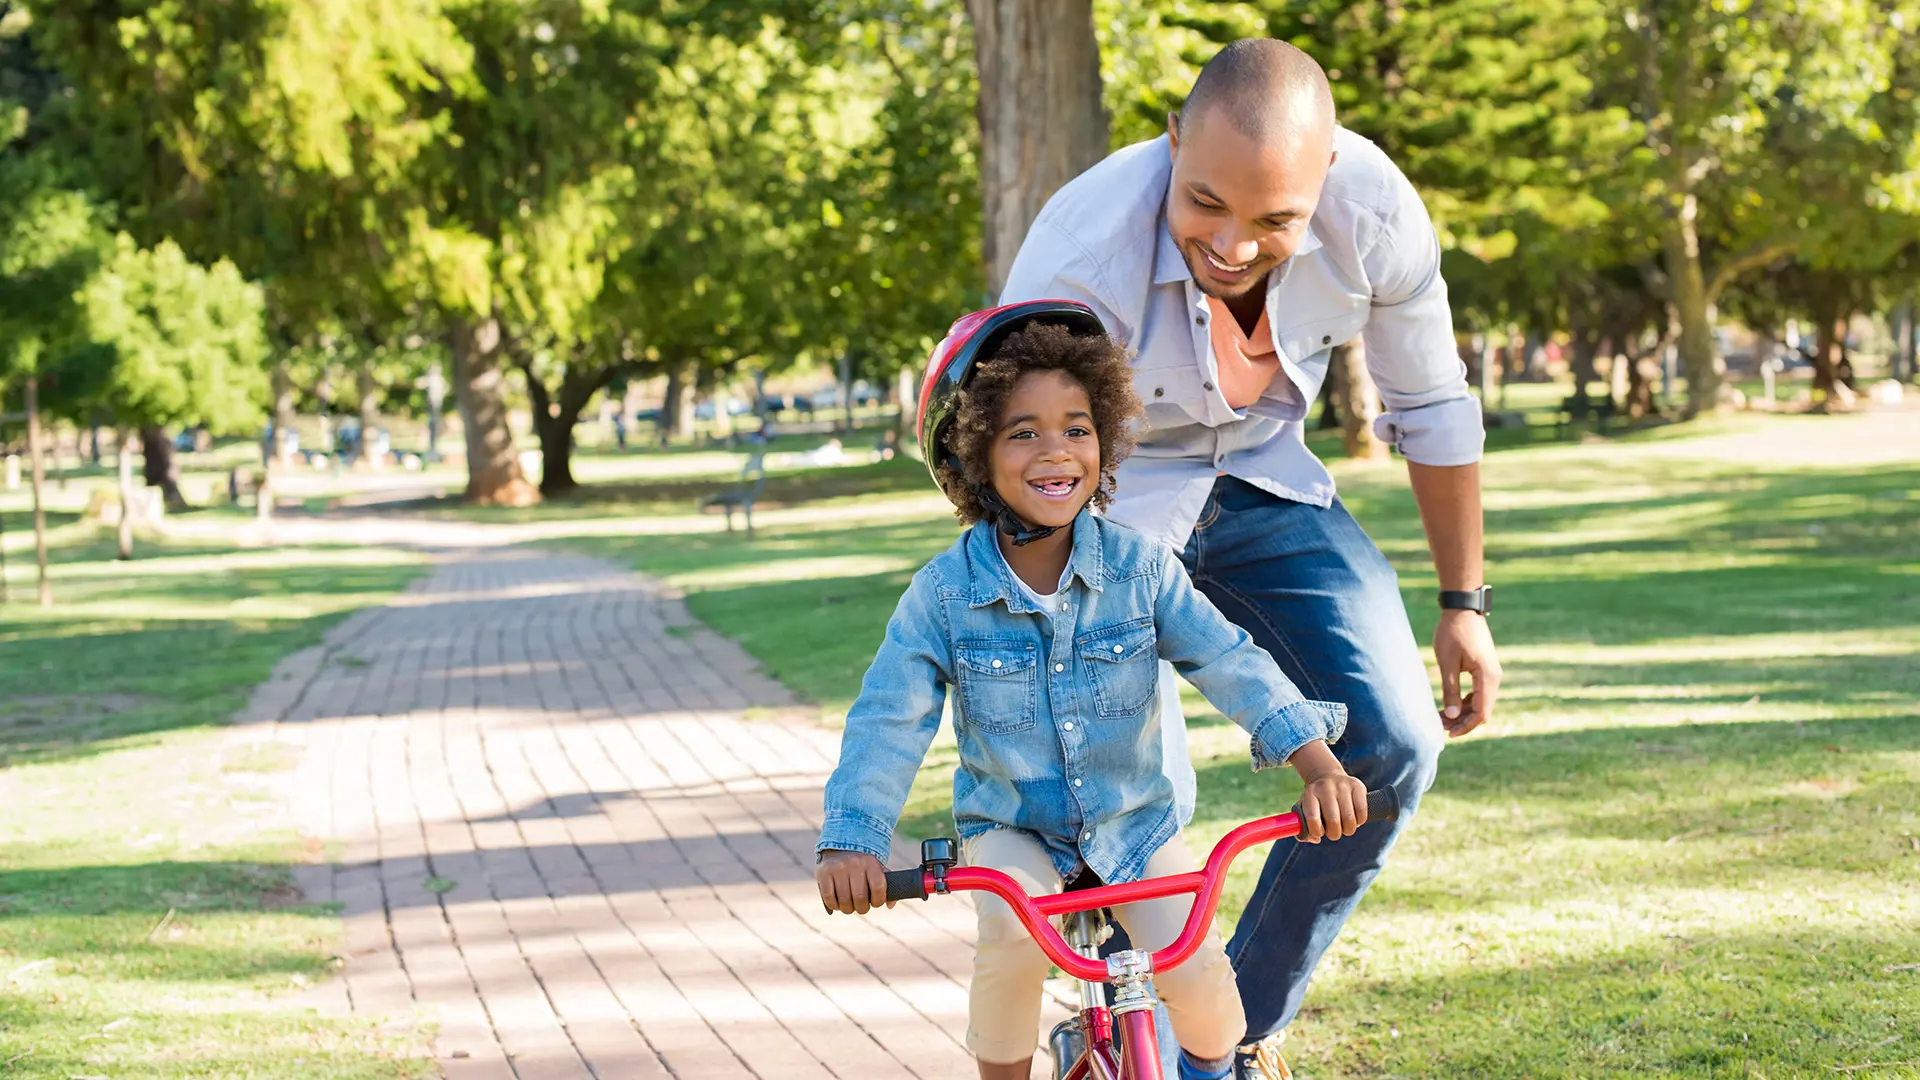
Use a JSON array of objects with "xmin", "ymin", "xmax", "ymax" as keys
[
  {"xmin": 1567, "ymin": 313, "xmax": 1601, "ymax": 393},
  {"xmin": 270, "ymin": 359, "xmax": 296, "ymax": 469},
  {"xmin": 356, "ymin": 360, "xmax": 383, "ymax": 470},
  {"xmin": 1903, "ymin": 299, "xmax": 1918, "ymax": 383},
  {"xmin": 1315, "ymin": 365, "xmax": 1341, "ymax": 430},
  {"xmin": 1326, "ymin": 337, "xmax": 1389, "ymax": 461},
  {"xmin": 1809, "ymin": 304, "xmax": 1858, "ymax": 410},
  {"xmin": 839, "ymin": 351, "xmax": 856, "ymax": 433},
  {"xmin": 117, "ymin": 431, "xmax": 136, "ymax": 560},
  {"xmin": 661, "ymin": 360, "xmax": 696, "ymax": 446},
  {"xmin": 1475, "ymin": 332, "xmax": 1497, "ymax": 403},
  {"xmin": 896, "ymin": 364, "xmax": 921, "ymax": 456},
  {"xmin": 966, "ymin": 0, "xmax": 1109, "ymax": 298},
  {"xmin": 622, "ymin": 378, "xmax": 644, "ymax": 444},
  {"xmin": 1658, "ymin": 195, "xmax": 1723, "ymax": 416},
  {"xmin": 523, "ymin": 359, "xmax": 625, "ymax": 499},
  {"xmin": 26, "ymin": 377, "xmax": 50, "ymax": 607},
  {"xmin": 140, "ymin": 425, "xmax": 187, "ymax": 508},
  {"xmin": 450, "ymin": 315, "xmax": 537, "ymax": 505}
]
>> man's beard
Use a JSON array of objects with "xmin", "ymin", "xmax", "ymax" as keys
[{"xmin": 1179, "ymin": 243, "xmax": 1273, "ymax": 301}]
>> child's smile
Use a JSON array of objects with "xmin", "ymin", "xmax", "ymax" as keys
[{"xmin": 989, "ymin": 369, "xmax": 1102, "ymax": 530}]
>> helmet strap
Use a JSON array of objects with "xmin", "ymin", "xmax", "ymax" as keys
[{"xmin": 946, "ymin": 453, "xmax": 1064, "ymax": 547}]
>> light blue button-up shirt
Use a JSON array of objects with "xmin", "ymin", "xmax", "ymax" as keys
[
  {"xmin": 999, "ymin": 127, "xmax": 1480, "ymax": 825},
  {"xmin": 999, "ymin": 127, "xmax": 1485, "ymax": 552},
  {"xmin": 815, "ymin": 513, "xmax": 1347, "ymax": 885}
]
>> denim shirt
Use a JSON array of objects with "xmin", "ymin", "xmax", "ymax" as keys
[{"xmin": 816, "ymin": 512, "xmax": 1348, "ymax": 885}]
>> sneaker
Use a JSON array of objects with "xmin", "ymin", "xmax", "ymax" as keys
[{"xmin": 1233, "ymin": 1032, "xmax": 1292, "ymax": 1080}]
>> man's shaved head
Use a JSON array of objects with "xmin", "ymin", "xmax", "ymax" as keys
[
  {"xmin": 1164, "ymin": 40, "xmax": 1339, "ymax": 304},
  {"xmin": 1177, "ymin": 39, "xmax": 1336, "ymax": 147}
]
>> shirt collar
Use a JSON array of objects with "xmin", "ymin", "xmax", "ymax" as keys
[
  {"xmin": 1153, "ymin": 214, "xmax": 1325, "ymax": 289},
  {"xmin": 966, "ymin": 512, "xmax": 1105, "ymax": 610}
]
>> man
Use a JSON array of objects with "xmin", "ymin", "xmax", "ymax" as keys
[{"xmin": 998, "ymin": 39, "xmax": 1502, "ymax": 1078}]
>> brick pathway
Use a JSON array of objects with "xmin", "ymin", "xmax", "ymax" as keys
[{"xmin": 247, "ymin": 545, "xmax": 1070, "ymax": 1079}]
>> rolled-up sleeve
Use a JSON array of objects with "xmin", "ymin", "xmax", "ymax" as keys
[
  {"xmin": 1360, "ymin": 169, "xmax": 1485, "ymax": 467},
  {"xmin": 816, "ymin": 571, "xmax": 952, "ymax": 861}
]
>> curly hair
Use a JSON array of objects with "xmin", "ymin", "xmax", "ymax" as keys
[{"xmin": 935, "ymin": 321, "xmax": 1143, "ymax": 526}]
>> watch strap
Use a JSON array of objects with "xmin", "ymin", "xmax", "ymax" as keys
[{"xmin": 1439, "ymin": 586, "xmax": 1492, "ymax": 615}]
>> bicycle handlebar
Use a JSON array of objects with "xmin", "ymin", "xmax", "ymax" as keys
[{"xmin": 886, "ymin": 787, "xmax": 1399, "ymax": 982}]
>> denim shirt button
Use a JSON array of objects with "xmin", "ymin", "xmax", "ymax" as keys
[
  {"xmin": 1054, "ymin": 663, "xmax": 1065, "ymax": 673},
  {"xmin": 1082, "ymin": 831, "xmax": 1092, "ymax": 841},
  {"xmin": 991, "ymin": 659, "xmax": 1002, "ymax": 668},
  {"xmin": 1063, "ymin": 722, "xmax": 1074, "ymax": 731},
  {"xmin": 1073, "ymin": 778, "xmax": 1082, "ymax": 788}
]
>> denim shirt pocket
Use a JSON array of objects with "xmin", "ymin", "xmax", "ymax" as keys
[
  {"xmin": 954, "ymin": 640, "xmax": 1039, "ymax": 734},
  {"xmin": 1077, "ymin": 618, "xmax": 1158, "ymax": 719}
]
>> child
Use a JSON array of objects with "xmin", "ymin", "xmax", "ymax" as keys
[{"xmin": 814, "ymin": 301, "xmax": 1367, "ymax": 1080}]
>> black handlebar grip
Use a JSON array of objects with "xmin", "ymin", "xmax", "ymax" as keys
[
  {"xmin": 1366, "ymin": 786, "xmax": 1401, "ymax": 824},
  {"xmin": 884, "ymin": 868, "xmax": 929, "ymax": 903}
]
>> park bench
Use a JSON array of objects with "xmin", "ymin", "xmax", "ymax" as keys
[{"xmin": 699, "ymin": 452, "xmax": 767, "ymax": 536}]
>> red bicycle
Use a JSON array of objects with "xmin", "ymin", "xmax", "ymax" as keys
[{"xmin": 883, "ymin": 787, "xmax": 1399, "ymax": 1080}]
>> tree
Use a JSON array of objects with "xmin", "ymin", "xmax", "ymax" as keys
[
  {"xmin": 1, "ymin": 2, "xmax": 99, "ymax": 603},
  {"xmin": 57, "ymin": 236, "xmax": 268, "ymax": 554},
  {"xmin": 966, "ymin": 0, "xmax": 1109, "ymax": 296},
  {"xmin": 1593, "ymin": 0, "xmax": 1920, "ymax": 415},
  {"xmin": 28, "ymin": 0, "xmax": 496, "ymax": 488}
]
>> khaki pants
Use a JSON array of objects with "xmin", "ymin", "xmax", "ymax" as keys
[{"xmin": 964, "ymin": 829, "xmax": 1246, "ymax": 1066}]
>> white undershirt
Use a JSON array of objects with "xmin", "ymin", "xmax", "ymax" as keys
[{"xmin": 997, "ymin": 544, "xmax": 1067, "ymax": 614}]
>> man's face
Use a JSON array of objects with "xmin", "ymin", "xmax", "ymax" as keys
[{"xmin": 1165, "ymin": 109, "xmax": 1335, "ymax": 300}]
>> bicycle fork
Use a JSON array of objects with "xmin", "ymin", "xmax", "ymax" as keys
[{"xmin": 1050, "ymin": 911, "xmax": 1164, "ymax": 1080}]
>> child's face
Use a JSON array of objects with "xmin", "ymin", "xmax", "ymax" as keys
[{"xmin": 988, "ymin": 370, "xmax": 1101, "ymax": 529}]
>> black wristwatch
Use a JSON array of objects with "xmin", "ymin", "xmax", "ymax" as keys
[{"xmin": 1439, "ymin": 585, "xmax": 1492, "ymax": 616}]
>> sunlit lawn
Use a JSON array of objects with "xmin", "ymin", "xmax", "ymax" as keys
[
  {"xmin": 568, "ymin": 408, "xmax": 1920, "ymax": 1078},
  {"xmin": 0, "ymin": 527, "xmax": 431, "ymax": 1079}
]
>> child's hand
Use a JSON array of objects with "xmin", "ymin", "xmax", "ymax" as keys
[
  {"xmin": 816, "ymin": 850, "xmax": 892, "ymax": 914},
  {"xmin": 1288, "ymin": 739, "xmax": 1368, "ymax": 843}
]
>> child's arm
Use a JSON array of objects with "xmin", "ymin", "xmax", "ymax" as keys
[
  {"xmin": 1151, "ymin": 548, "xmax": 1363, "ymax": 835},
  {"xmin": 815, "ymin": 569, "xmax": 952, "ymax": 913}
]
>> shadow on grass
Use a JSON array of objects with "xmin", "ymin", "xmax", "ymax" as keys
[
  {"xmin": 1294, "ymin": 923, "xmax": 1920, "ymax": 1077},
  {"xmin": 0, "ymin": 541, "xmax": 425, "ymax": 770},
  {"xmin": 552, "ymin": 460, "xmax": 1918, "ymax": 711},
  {"xmin": 387, "ymin": 455, "xmax": 936, "ymax": 523}
]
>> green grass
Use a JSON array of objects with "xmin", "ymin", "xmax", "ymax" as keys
[
  {"xmin": 571, "ymin": 408, "xmax": 1920, "ymax": 1078},
  {"xmin": 0, "ymin": 527, "xmax": 431, "ymax": 1079}
]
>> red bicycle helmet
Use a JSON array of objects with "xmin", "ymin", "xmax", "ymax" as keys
[
  {"xmin": 914, "ymin": 299, "xmax": 1110, "ymax": 544},
  {"xmin": 916, "ymin": 299, "xmax": 1109, "ymax": 475}
]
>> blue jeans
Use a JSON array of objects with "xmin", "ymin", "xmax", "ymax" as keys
[{"xmin": 1182, "ymin": 476, "xmax": 1443, "ymax": 1040}]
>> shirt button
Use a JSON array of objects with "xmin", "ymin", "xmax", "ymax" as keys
[
  {"xmin": 1054, "ymin": 663, "xmax": 1065, "ymax": 673},
  {"xmin": 1112, "ymin": 645, "xmax": 1124, "ymax": 653},
  {"xmin": 991, "ymin": 659, "xmax": 1001, "ymax": 668},
  {"xmin": 1153, "ymin": 387, "xmax": 1164, "ymax": 398},
  {"xmin": 1202, "ymin": 381, "xmax": 1214, "ymax": 391},
  {"xmin": 1195, "ymin": 314, "xmax": 1206, "ymax": 326},
  {"xmin": 1322, "ymin": 334, "xmax": 1332, "ymax": 344},
  {"xmin": 1073, "ymin": 778, "xmax": 1083, "ymax": 788},
  {"xmin": 1063, "ymin": 722, "xmax": 1074, "ymax": 731},
  {"xmin": 1083, "ymin": 831, "xmax": 1092, "ymax": 842}
]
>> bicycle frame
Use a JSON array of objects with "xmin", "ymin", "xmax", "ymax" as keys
[{"xmin": 881, "ymin": 790, "xmax": 1397, "ymax": 1080}]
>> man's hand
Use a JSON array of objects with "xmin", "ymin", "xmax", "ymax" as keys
[
  {"xmin": 1434, "ymin": 610, "xmax": 1501, "ymax": 737},
  {"xmin": 816, "ymin": 850, "xmax": 892, "ymax": 915},
  {"xmin": 1288, "ymin": 739, "xmax": 1368, "ymax": 843}
]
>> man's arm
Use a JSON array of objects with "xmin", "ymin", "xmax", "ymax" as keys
[
  {"xmin": 1359, "ymin": 159, "xmax": 1502, "ymax": 738},
  {"xmin": 1407, "ymin": 461, "xmax": 1500, "ymax": 736}
]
